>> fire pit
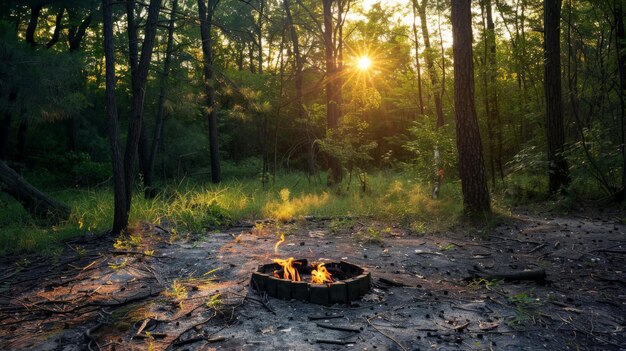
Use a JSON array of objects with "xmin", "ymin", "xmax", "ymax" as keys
[{"xmin": 251, "ymin": 259, "xmax": 371, "ymax": 305}]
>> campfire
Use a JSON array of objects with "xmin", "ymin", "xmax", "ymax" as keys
[{"xmin": 251, "ymin": 234, "xmax": 371, "ymax": 305}]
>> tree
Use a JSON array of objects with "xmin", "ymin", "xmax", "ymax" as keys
[
  {"xmin": 142, "ymin": 0, "xmax": 179, "ymax": 198},
  {"xmin": 417, "ymin": 0, "xmax": 445, "ymax": 128},
  {"xmin": 198, "ymin": 0, "xmax": 221, "ymax": 183},
  {"xmin": 543, "ymin": 0, "xmax": 570, "ymax": 194},
  {"xmin": 0, "ymin": 160, "xmax": 70, "ymax": 222},
  {"xmin": 451, "ymin": 0, "xmax": 491, "ymax": 215},
  {"xmin": 323, "ymin": 0, "xmax": 347, "ymax": 184},
  {"xmin": 123, "ymin": 0, "xmax": 162, "ymax": 211},
  {"xmin": 102, "ymin": 0, "xmax": 128, "ymax": 233}
]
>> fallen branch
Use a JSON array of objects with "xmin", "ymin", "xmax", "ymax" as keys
[
  {"xmin": 466, "ymin": 265, "xmax": 546, "ymax": 282},
  {"xmin": 366, "ymin": 315, "xmax": 407, "ymax": 351},
  {"xmin": 316, "ymin": 322, "xmax": 361, "ymax": 333},
  {"xmin": 316, "ymin": 339, "xmax": 354, "ymax": 345}
]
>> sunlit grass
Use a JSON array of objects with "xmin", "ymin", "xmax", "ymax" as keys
[{"xmin": 0, "ymin": 172, "xmax": 465, "ymax": 255}]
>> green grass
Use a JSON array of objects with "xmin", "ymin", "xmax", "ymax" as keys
[{"xmin": 0, "ymin": 172, "xmax": 465, "ymax": 255}]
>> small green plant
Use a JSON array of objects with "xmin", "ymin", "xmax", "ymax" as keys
[
  {"xmin": 357, "ymin": 226, "xmax": 383, "ymax": 244},
  {"xmin": 206, "ymin": 293, "xmax": 222, "ymax": 309},
  {"xmin": 166, "ymin": 280, "xmax": 188, "ymax": 309},
  {"xmin": 108, "ymin": 258, "xmax": 128, "ymax": 270}
]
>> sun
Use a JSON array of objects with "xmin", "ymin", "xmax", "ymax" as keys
[{"xmin": 357, "ymin": 56, "xmax": 372, "ymax": 71}]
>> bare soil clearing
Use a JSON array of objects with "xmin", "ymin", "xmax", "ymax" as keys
[{"xmin": 1, "ymin": 208, "xmax": 625, "ymax": 350}]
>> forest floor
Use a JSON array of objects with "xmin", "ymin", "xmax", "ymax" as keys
[{"xmin": 0, "ymin": 207, "xmax": 625, "ymax": 351}]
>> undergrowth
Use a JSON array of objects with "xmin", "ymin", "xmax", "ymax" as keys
[{"xmin": 0, "ymin": 172, "xmax": 467, "ymax": 255}]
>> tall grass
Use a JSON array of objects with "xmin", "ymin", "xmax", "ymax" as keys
[{"xmin": 0, "ymin": 172, "xmax": 464, "ymax": 255}]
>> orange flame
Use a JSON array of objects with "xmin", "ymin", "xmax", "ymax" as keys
[
  {"xmin": 311, "ymin": 263, "xmax": 333, "ymax": 284},
  {"xmin": 274, "ymin": 233, "xmax": 285, "ymax": 254},
  {"xmin": 273, "ymin": 257, "xmax": 301, "ymax": 281}
]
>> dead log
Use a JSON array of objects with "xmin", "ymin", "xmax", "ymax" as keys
[
  {"xmin": 0, "ymin": 161, "xmax": 70, "ymax": 222},
  {"xmin": 466, "ymin": 265, "xmax": 546, "ymax": 282}
]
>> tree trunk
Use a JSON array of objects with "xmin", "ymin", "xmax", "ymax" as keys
[
  {"xmin": 123, "ymin": 0, "xmax": 162, "ymax": 211},
  {"xmin": 25, "ymin": 4, "xmax": 41, "ymax": 46},
  {"xmin": 323, "ymin": 0, "xmax": 342, "ymax": 184},
  {"xmin": 411, "ymin": 0, "xmax": 425, "ymax": 115},
  {"xmin": 418, "ymin": 0, "xmax": 444, "ymax": 127},
  {"xmin": 45, "ymin": 7, "xmax": 65, "ymax": 49},
  {"xmin": 451, "ymin": 0, "xmax": 491, "ymax": 215},
  {"xmin": 615, "ymin": 1, "xmax": 626, "ymax": 201},
  {"xmin": 103, "ymin": 0, "xmax": 129, "ymax": 234},
  {"xmin": 284, "ymin": 0, "xmax": 314, "ymax": 174},
  {"xmin": 144, "ymin": 0, "xmax": 178, "ymax": 198},
  {"xmin": 198, "ymin": 0, "xmax": 221, "ymax": 183},
  {"xmin": 485, "ymin": 0, "xmax": 504, "ymax": 182},
  {"xmin": 0, "ymin": 161, "xmax": 70, "ymax": 222},
  {"xmin": 543, "ymin": 0, "xmax": 570, "ymax": 194}
]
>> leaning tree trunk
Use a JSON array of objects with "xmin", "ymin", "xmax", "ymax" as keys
[
  {"xmin": 451, "ymin": 0, "xmax": 491, "ymax": 216},
  {"xmin": 102, "ymin": 0, "xmax": 128, "ymax": 234},
  {"xmin": 198, "ymin": 0, "xmax": 221, "ymax": 183},
  {"xmin": 543, "ymin": 0, "xmax": 570, "ymax": 194},
  {"xmin": 0, "ymin": 161, "xmax": 70, "ymax": 222}
]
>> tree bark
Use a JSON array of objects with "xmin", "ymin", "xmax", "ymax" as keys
[
  {"xmin": 418, "ymin": 0, "xmax": 444, "ymax": 127},
  {"xmin": 0, "ymin": 161, "xmax": 70, "ymax": 222},
  {"xmin": 103, "ymin": 0, "xmax": 129, "ymax": 234},
  {"xmin": 543, "ymin": 0, "xmax": 570, "ymax": 194},
  {"xmin": 198, "ymin": 0, "xmax": 221, "ymax": 183},
  {"xmin": 123, "ymin": 0, "xmax": 162, "ymax": 211},
  {"xmin": 451, "ymin": 0, "xmax": 491, "ymax": 215}
]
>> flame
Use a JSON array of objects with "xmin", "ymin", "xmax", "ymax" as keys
[
  {"xmin": 273, "ymin": 257, "xmax": 302, "ymax": 281},
  {"xmin": 274, "ymin": 233, "xmax": 285, "ymax": 254},
  {"xmin": 311, "ymin": 263, "xmax": 333, "ymax": 284}
]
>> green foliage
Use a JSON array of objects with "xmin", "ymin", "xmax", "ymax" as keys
[{"xmin": 402, "ymin": 119, "xmax": 457, "ymax": 181}]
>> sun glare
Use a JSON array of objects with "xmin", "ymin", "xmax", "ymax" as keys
[{"xmin": 357, "ymin": 56, "xmax": 372, "ymax": 71}]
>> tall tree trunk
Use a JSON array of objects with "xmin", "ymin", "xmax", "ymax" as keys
[
  {"xmin": 284, "ymin": 0, "xmax": 315, "ymax": 174},
  {"xmin": 543, "ymin": 0, "xmax": 570, "ymax": 194},
  {"xmin": 418, "ymin": 0, "xmax": 444, "ymax": 127},
  {"xmin": 102, "ymin": 0, "xmax": 128, "ymax": 234},
  {"xmin": 451, "ymin": 0, "xmax": 491, "ymax": 215},
  {"xmin": 144, "ymin": 0, "xmax": 178, "ymax": 198},
  {"xmin": 16, "ymin": 118, "xmax": 27, "ymax": 162},
  {"xmin": 615, "ymin": 1, "xmax": 626, "ymax": 201},
  {"xmin": 411, "ymin": 0, "xmax": 425, "ymax": 115},
  {"xmin": 198, "ymin": 0, "xmax": 221, "ymax": 183},
  {"xmin": 123, "ymin": 0, "xmax": 162, "ymax": 212},
  {"xmin": 480, "ymin": 0, "xmax": 496, "ymax": 188},
  {"xmin": 257, "ymin": 0, "xmax": 265, "ymax": 74},
  {"xmin": 0, "ymin": 161, "xmax": 70, "ymax": 222},
  {"xmin": 485, "ymin": 0, "xmax": 504, "ymax": 182},
  {"xmin": 323, "ymin": 0, "xmax": 342, "ymax": 184}
]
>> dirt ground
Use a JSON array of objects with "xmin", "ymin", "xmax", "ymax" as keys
[{"xmin": 0, "ymin": 207, "xmax": 625, "ymax": 351}]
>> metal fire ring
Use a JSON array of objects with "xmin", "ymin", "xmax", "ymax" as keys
[{"xmin": 250, "ymin": 260, "xmax": 372, "ymax": 305}]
